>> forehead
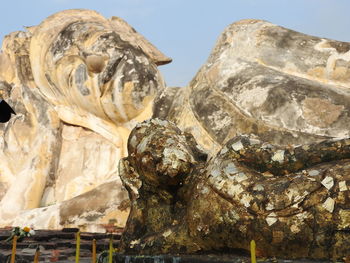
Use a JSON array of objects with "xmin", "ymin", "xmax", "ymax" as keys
[{"xmin": 49, "ymin": 21, "xmax": 140, "ymax": 62}]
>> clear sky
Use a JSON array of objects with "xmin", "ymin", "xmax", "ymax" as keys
[{"xmin": 1, "ymin": 0, "xmax": 349, "ymax": 87}]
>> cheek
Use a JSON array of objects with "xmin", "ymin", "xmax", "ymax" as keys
[
  {"xmin": 118, "ymin": 66, "xmax": 160, "ymax": 120},
  {"xmin": 100, "ymin": 57, "xmax": 162, "ymax": 123},
  {"xmin": 61, "ymin": 61, "xmax": 107, "ymax": 119},
  {"xmin": 54, "ymin": 57, "xmax": 92, "ymax": 99},
  {"xmin": 120, "ymin": 60, "xmax": 160, "ymax": 104}
]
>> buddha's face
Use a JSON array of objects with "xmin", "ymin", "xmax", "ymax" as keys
[{"xmin": 30, "ymin": 10, "xmax": 168, "ymax": 124}]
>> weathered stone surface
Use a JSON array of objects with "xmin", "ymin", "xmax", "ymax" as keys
[
  {"xmin": 11, "ymin": 180, "xmax": 129, "ymax": 231},
  {"xmin": 119, "ymin": 119, "xmax": 350, "ymax": 259},
  {"xmin": 0, "ymin": 9, "xmax": 170, "ymax": 230},
  {"xmin": 154, "ymin": 19, "xmax": 350, "ymax": 156},
  {"xmin": 122, "ymin": 20, "xmax": 350, "ymax": 260}
]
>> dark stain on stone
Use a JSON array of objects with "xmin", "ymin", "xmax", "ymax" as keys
[
  {"xmin": 328, "ymin": 40, "xmax": 350, "ymax": 53},
  {"xmin": 221, "ymin": 60, "xmax": 283, "ymax": 97},
  {"xmin": 0, "ymin": 81, "xmax": 13, "ymax": 98},
  {"xmin": 50, "ymin": 23, "xmax": 77, "ymax": 57},
  {"xmin": 335, "ymin": 59, "xmax": 350, "ymax": 67},
  {"xmin": 258, "ymin": 27, "xmax": 323, "ymax": 71},
  {"xmin": 94, "ymin": 31, "xmax": 159, "ymax": 106},
  {"xmin": 75, "ymin": 64, "xmax": 90, "ymax": 96},
  {"xmin": 16, "ymin": 55, "xmax": 34, "ymax": 83},
  {"xmin": 50, "ymin": 21, "xmax": 103, "ymax": 58},
  {"xmin": 45, "ymin": 73, "xmax": 63, "ymax": 97},
  {"xmin": 191, "ymin": 86, "xmax": 232, "ymax": 144},
  {"xmin": 100, "ymin": 56, "xmax": 123, "ymax": 85},
  {"xmin": 119, "ymin": 53, "xmax": 158, "ymax": 106},
  {"xmin": 152, "ymin": 87, "xmax": 181, "ymax": 119},
  {"xmin": 85, "ymin": 214, "xmax": 102, "ymax": 222},
  {"xmin": 22, "ymin": 85, "xmax": 52, "ymax": 126},
  {"xmin": 263, "ymin": 27, "xmax": 319, "ymax": 50},
  {"xmin": 220, "ymin": 60, "xmax": 350, "ymax": 117},
  {"xmin": 0, "ymin": 182, "xmax": 8, "ymax": 200},
  {"xmin": 262, "ymin": 86, "xmax": 289, "ymax": 114},
  {"xmin": 226, "ymin": 74, "xmax": 248, "ymax": 89}
]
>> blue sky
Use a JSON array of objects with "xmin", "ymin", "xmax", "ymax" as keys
[{"xmin": 1, "ymin": 0, "xmax": 349, "ymax": 87}]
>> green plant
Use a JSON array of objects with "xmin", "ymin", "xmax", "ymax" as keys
[{"xmin": 5, "ymin": 227, "xmax": 35, "ymax": 242}]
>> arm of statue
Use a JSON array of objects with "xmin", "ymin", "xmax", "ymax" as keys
[{"xmin": 227, "ymin": 135, "xmax": 350, "ymax": 176}]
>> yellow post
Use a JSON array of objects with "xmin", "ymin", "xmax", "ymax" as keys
[
  {"xmin": 33, "ymin": 247, "xmax": 40, "ymax": 263},
  {"xmin": 10, "ymin": 235, "xmax": 17, "ymax": 263},
  {"xmin": 92, "ymin": 239, "xmax": 96, "ymax": 263},
  {"xmin": 250, "ymin": 240, "xmax": 256, "ymax": 263},
  {"xmin": 75, "ymin": 231, "xmax": 81, "ymax": 263},
  {"xmin": 108, "ymin": 235, "xmax": 113, "ymax": 263}
]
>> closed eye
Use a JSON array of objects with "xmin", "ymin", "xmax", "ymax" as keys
[{"xmin": 99, "ymin": 55, "xmax": 124, "ymax": 85}]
